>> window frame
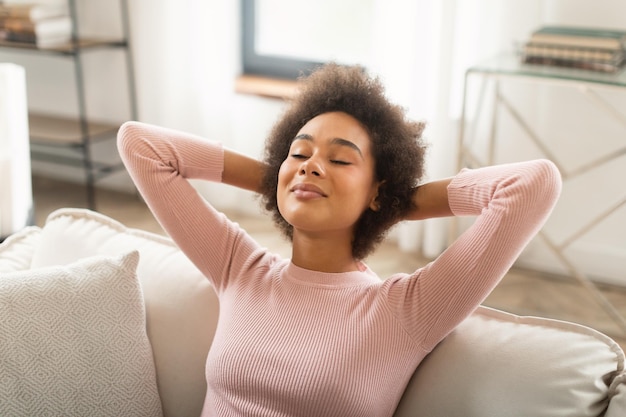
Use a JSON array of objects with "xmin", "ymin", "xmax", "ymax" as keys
[{"xmin": 241, "ymin": 0, "xmax": 324, "ymax": 80}]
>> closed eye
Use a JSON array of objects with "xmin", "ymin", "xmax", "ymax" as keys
[
  {"xmin": 291, "ymin": 153, "xmax": 309, "ymax": 159},
  {"xmin": 331, "ymin": 160, "xmax": 351, "ymax": 165}
]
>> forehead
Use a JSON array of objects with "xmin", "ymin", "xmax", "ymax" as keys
[{"xmin": 296, "ymin": 112, "xmax": 371, "ymax": 145}]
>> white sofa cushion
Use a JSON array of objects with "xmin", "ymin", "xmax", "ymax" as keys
[
  {"xmin": 0, "ymin": 251, "xmax": 162, "ymax": 417},
  {"xmin": 394, "ymin": 305, "xmax": 626, "ymax": 417},
  {"xmin": 31, "ymin": 208, "xmax": 216, "ymax": 417},
  {"xmin": 0, "ymin": 225, "xmax": 41, "ymax": 273}
]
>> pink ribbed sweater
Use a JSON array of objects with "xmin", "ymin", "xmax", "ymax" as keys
[{"xmin": 117, "ymin": 121, "xmax": 561, "ymax": 417}]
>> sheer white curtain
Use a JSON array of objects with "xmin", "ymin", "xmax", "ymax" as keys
[
  {"xmin": 369, "ymin": 0, "xmax": 543, "ymax": 257},
  {"xmin": 128, "ymin": 0, "xmax": 239, "ymax": 141}
]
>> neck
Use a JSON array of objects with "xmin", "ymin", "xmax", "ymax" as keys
[{"xmin": 291, "ymin": 230, "xmax": 359, "ymax": 273}]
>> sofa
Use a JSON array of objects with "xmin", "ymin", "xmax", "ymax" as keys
[{"xmin": 0, "ymin": 207, "xmax": 624, "ymax": 417}]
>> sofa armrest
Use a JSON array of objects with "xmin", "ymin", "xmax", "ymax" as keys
[{"xmin": 394, "ymin": 306, "xmax": 625, "ymax": 417}]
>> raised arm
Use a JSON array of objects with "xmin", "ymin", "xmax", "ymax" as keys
[
  {"xmin": 117, "ymin": 121, "xmax": 270, "ymax": 291},
  {"xmin": 384, "ymin": 159, "xmax": 562, "ymax": 351}
]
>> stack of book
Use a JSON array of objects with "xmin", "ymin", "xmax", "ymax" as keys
[
  {"xmin": 522, "ymin": 25, "xmax": 626, "ymax": 73},
  {"xmin": 0, "ymin": 2, "xmax": 71, "ymax": 48}
]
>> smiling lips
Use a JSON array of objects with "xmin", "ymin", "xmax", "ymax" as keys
[{"xmin": 291, "ymin": 183, "xmax": 327, "ymax": 199}]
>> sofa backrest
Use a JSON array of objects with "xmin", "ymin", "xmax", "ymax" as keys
[{"xmin": 2, "ymin": 207, "xmax": 624, "ymax": 417}]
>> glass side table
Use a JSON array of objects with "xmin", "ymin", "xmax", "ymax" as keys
[{"xmin": 456, "ymin": 53, "xmax": 626, "ymax": 336}]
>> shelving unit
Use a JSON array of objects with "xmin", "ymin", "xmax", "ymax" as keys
[{"xmin": 0, "ymin": 0, "xmax": 137, "ymax": 209}]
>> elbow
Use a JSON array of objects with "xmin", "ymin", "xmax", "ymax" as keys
[
  {"xmin": 527, "ymin": 159, "xmax": 562, "ymax": 214},
  {"xmin": 538, "ymin": 159, "xmax": 562, "ymax": 203},
  {"xmin": 116, "ymin": 120, "xmax": 143, "ymax": 156}
]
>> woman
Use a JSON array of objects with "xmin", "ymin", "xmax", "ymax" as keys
[{"xmin": 118, "ymin": 63, "xmax": 561, "ymax": 416}]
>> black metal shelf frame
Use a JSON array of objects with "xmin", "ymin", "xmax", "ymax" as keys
[{"xmin": 0, "ymin": 0, "xmax": 137, "ymax": 209}]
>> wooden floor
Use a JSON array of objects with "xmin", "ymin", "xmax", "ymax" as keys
[{"xmin": 31, "ymin": 176, "xmax": 626, "ymax": 350}]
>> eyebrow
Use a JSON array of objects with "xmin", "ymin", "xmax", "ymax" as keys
[{"xmin": 293, "ymin": 134, "xmax": 364, "ymax": 159}]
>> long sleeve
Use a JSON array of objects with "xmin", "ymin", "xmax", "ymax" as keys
[
  {"xmin": 383, "ymin": 159, "xmax": 562, "ymax": 351},
  {"xmin": 117, "ymin": 121, "xmax": 275, "ymax": 292}
]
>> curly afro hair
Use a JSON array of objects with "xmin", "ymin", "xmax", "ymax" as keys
[{"xmin": 259, "ymin": 63, "xmax": 427, "ymax": 260}]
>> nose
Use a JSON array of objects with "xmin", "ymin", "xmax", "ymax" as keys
[{"xmin": 299, "ymin": 157, "xmax": 324, "ymax": 177}]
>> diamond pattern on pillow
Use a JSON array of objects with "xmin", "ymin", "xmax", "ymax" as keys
[{"xmin": 0, "ymin": 251, "xmax": 163, "ymax": 417}]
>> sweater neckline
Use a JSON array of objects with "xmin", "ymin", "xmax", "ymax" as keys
[{"xmin": 284, "ymin": 261, "xmax": 380, "ymax": 288}]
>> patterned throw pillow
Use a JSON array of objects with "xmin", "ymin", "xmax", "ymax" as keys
[{"xmin": 0, "ymin": 251, "xmax": 163, "ymax": 417}]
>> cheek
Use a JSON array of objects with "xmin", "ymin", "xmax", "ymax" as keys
[
  {"xmin": 344, "ymin": 170, "xmax": 376, "ymax": 195},
  {"xmin": 351, "ymin": 176, "xmax": 379, "ymax": 210},
  {"xmin": 276, "ymin": 161, "xmax": 291, "ymax": 205},
  {"xmin": 277, "ymin": 160, "xmax": 291, "ymax": 188}
]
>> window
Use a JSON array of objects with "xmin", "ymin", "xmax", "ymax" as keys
[{"xmin": 241, "ymin": 0, "xmax": 374, "ymax": 79}]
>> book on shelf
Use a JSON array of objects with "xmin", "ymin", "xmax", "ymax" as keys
[
  {"xmin": 0, "ymin": 3, "xmax": 68, "ymax": 22},
  {"xmin": 529, "ymin": 25, "xmax": 626, "ymax": 51},
  {"xmin": 523, "ymin": 55, "xmax": 625, "ymax": 73},
  {"xmin": 0, "ymin": 30, "xmax": 71, "ymax": 48},
  {"xmin": 522, "ymin": 25, "xmax": 626, "ymax": 73},
  {"xmin": 0, "ymin": 4, "xmax": 71, "ymax": 48},
  {"xmin": 522, "ymin": 49, "xmax": 625, "ymax": 73},
  {"xmin": 523, "ymin": 43, "xmax": 624, "ymax": 63}
]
